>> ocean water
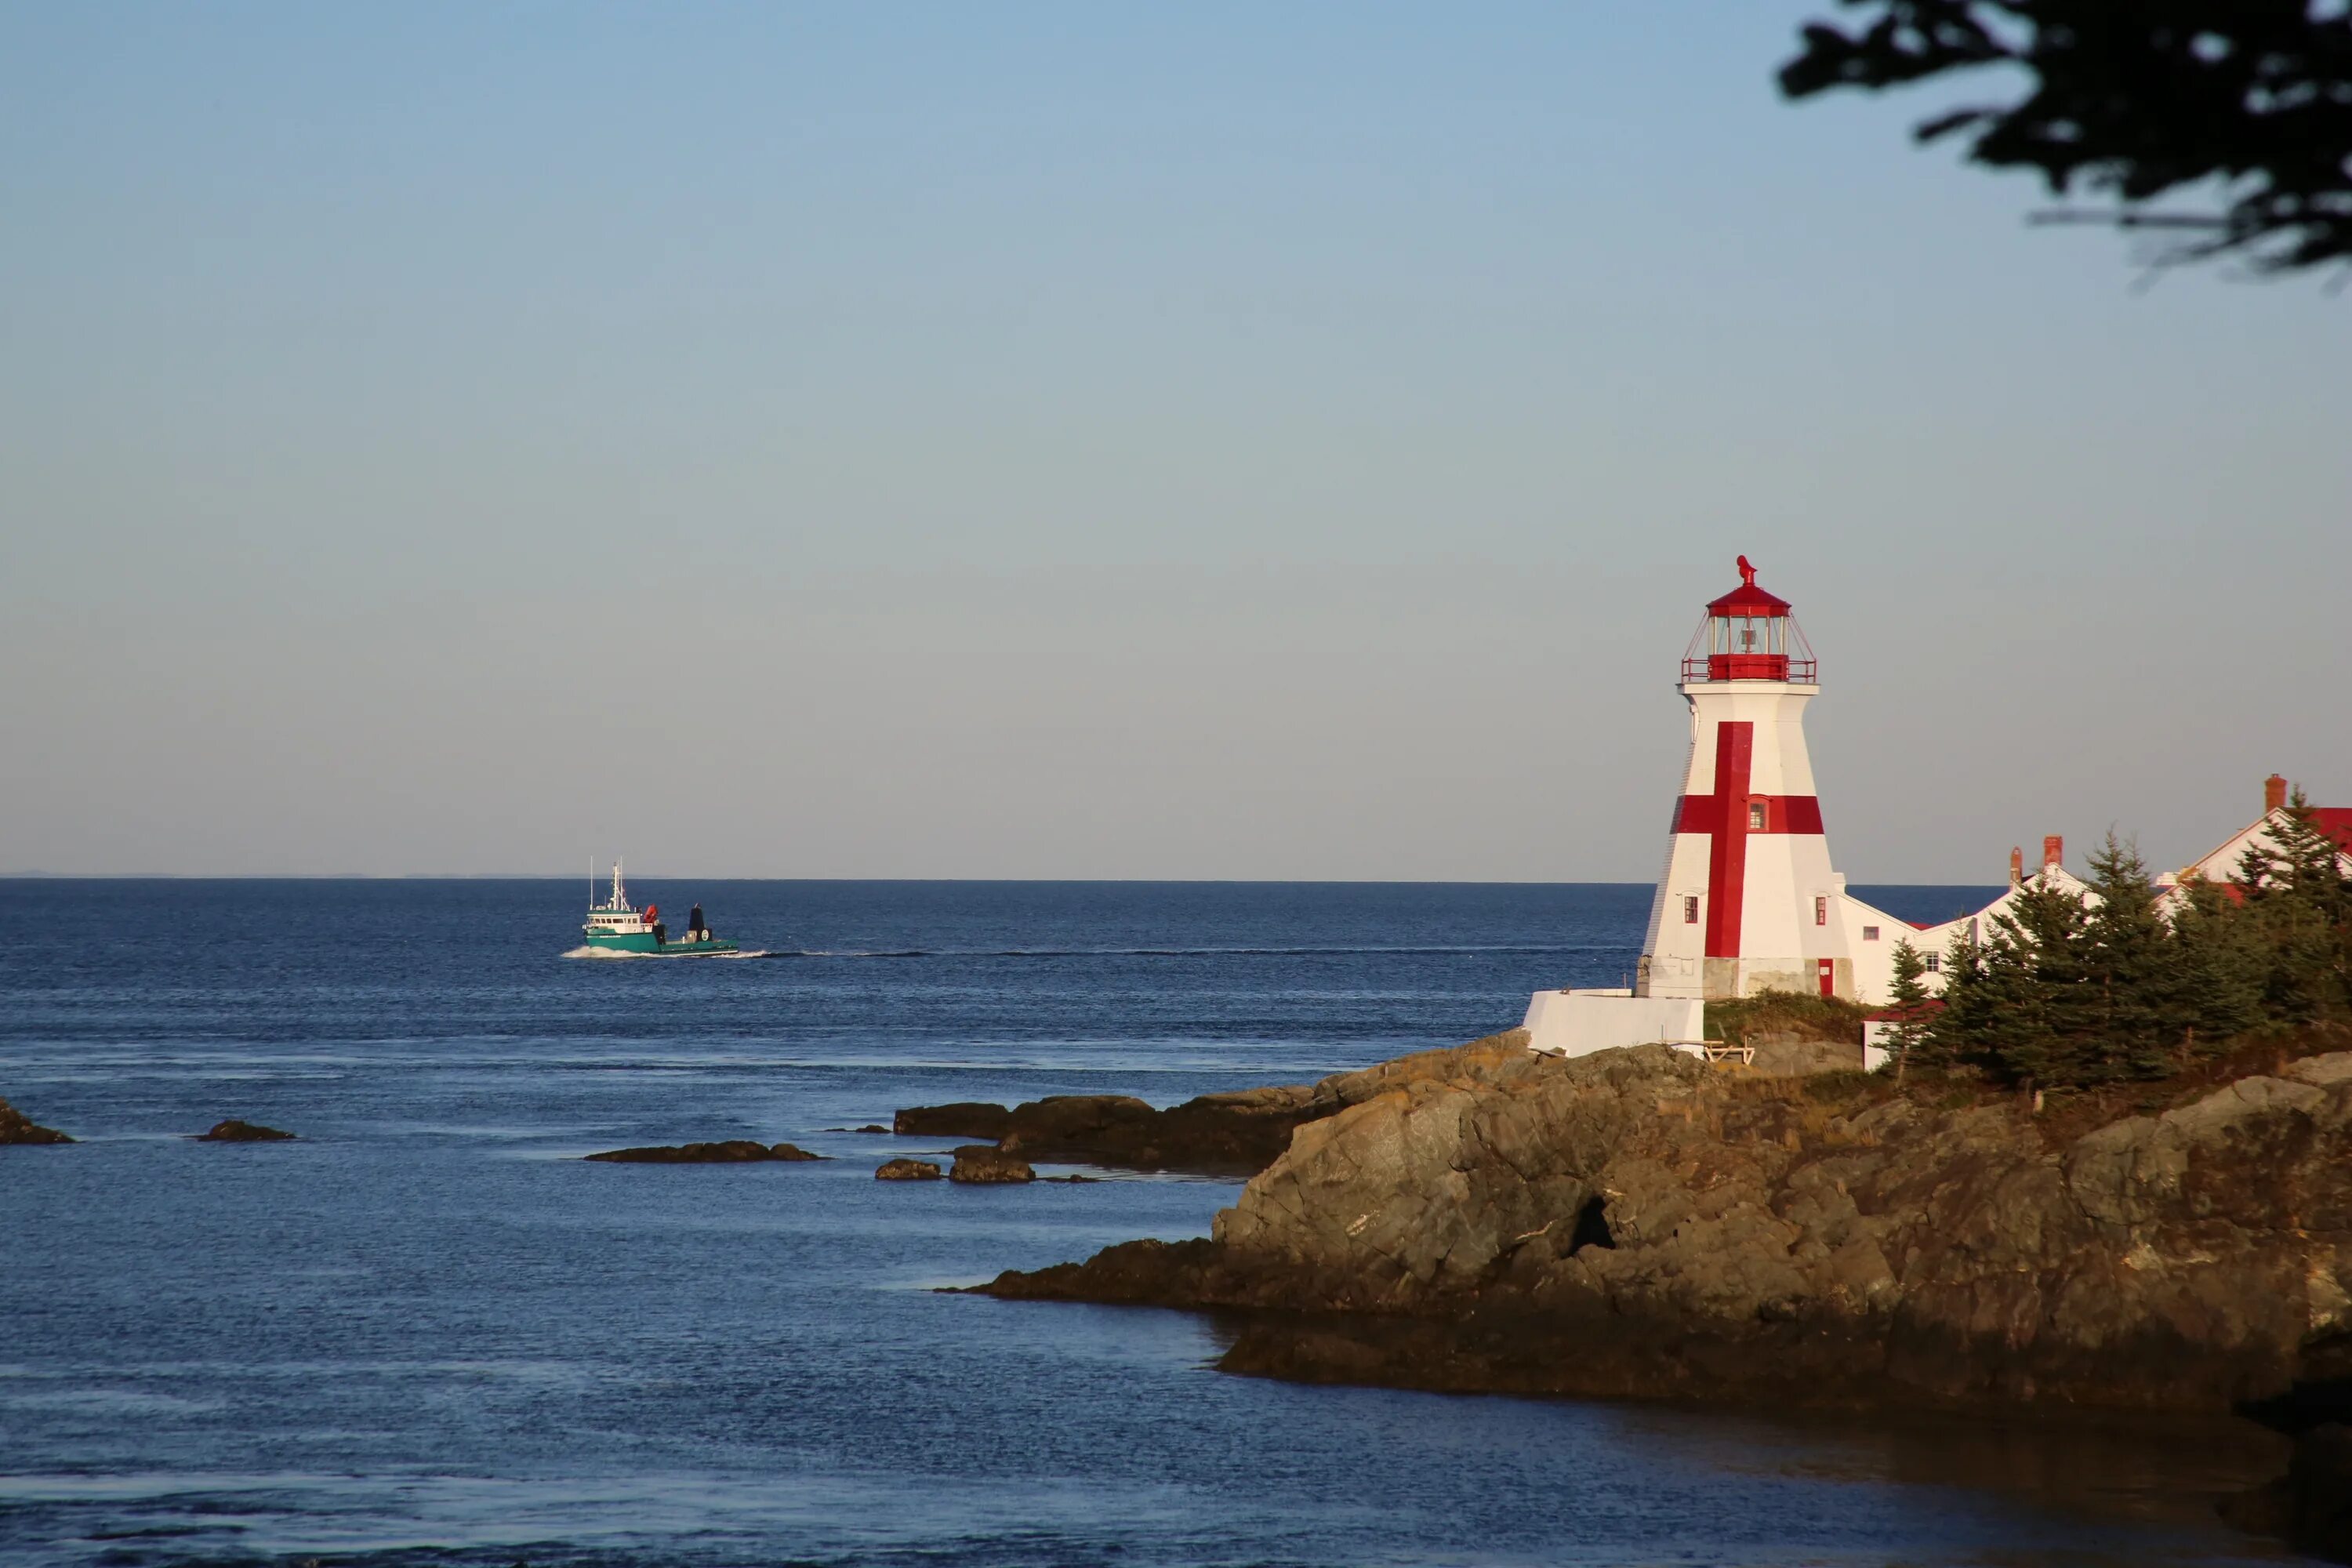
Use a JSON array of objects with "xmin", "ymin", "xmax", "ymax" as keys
[{"xmin": 0, "ymin": 879, "xmax": 2296, "ymax": 1568}]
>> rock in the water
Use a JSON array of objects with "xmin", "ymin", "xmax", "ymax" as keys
[
  {"xmin": 949, "ymin": 1145, "xmax": 1036, "ymax": 1184},
  {"xmin": 198, "ymin": 1120, "xmax": 295, "ymax": 1142},
  {"xmin": 893, "ymin": 1102, "xmax": 1011, "ymax": 1139},
  {"xmin": 586, "ymin": 1140, "xmax": 825, "ymax": 1163},
  {"xmin": 891, "ymin": 1044, "xmax": 1501, "ymax": 1175},
  {"xmin": 876, "ymin": 1158, "xmax": 944, "ymax": 1181},
  {"xmin": 988, "ymin": 1033, "xmax": 1531, "ymax": 1174},
  {"xmin": 0, "ymin": 1096, "xmax": 72, "ymax": 1145},
  {"xmin": 1015, "ymin": 1086, "xmax": 1323, "ymax": 1172}
]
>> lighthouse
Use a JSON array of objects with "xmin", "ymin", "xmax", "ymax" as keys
[
  {"xmin": 1523, "ymin": 556, "xmax": 1859, "ymax": 1055},
  {"xmin": 1635, "ymin": 556, "xmax": 1851, "ymax": 1002},
  {"xmin": 1522, "ymin": 557, "xmax": 2345, "ymax": 1061}
]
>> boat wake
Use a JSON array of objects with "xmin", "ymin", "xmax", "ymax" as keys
[
  {"xmin": 747, "ymin": 943, "xmax": 1599, "ymax": 960},
  {"xmin": 564, "ymin": 942, "xmax": 1597, "ymax": 962}
]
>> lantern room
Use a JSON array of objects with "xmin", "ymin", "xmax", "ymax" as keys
[{"xmin": 1680, "ymin": 555, "xmax": 1817, "ymax": 684}]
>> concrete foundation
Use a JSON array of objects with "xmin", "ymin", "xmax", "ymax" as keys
[{"xmin": 1522, "ymin": 989, "xmax": 1707, "ymax": 1058}]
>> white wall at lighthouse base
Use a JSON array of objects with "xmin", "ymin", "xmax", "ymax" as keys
[{"xmin": 1522, "ymin": 989, "xmax": 1706, "ymax": 1058}]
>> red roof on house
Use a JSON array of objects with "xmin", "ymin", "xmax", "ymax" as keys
[
  {"xmin": 1863, "ymin": 999, "xmax": 1946, "ymax": 1023},
  {"xmin": 2179, "ymin": 800, "xmax": 2352, "ymax": 885},
  {"xmin": 2314, "ymin": 808, "xmax": 2352, "ymax": 854}
]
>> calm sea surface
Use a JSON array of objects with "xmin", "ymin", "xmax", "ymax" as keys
[{"xmin": 0, "ymin": 880, "xmax": 2296, "ymax": 1566}]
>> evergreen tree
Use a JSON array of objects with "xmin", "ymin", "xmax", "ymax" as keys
[
  {"xmin": 1884, "ymin": 936, "xmax": 1932, "ymax": 1080},
  {"xmin": 2078, "ymin": 832, "xmax": 2176, "ymax": 1080},
  {"xmin": 1779, "ymin": 2, "xmax": 2352, "ymax": 278},
  {"xmin": 1958, "ymin": 880, "xmax": 2093, "ymax": 1090},
  {"xmin": 1922, "ymin": 924, "xmax": 1984, "ymax": 1073},
  {"xmin": 2169, "ymin": 873, "xmax": 2268, "ymax": 1059},
  {"xmin": 2236, "ymin": 786, "xmax": 2352, "ymax": 1025},
  {"xmin": 1918, "ymin": 800, "xmax": 2345, "ymax": 1087}
]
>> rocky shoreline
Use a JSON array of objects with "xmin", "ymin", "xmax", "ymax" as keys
[{"xmin": 974, "ymin": 1032, "xmax": 2352, "ymax": 1559}]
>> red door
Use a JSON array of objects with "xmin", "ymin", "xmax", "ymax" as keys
[{"xmin": 1817, "ymin": 959, "xmax": 1835, "ymax": 998}]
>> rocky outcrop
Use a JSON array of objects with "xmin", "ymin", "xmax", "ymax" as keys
[
  {"xmin": 877, "ymin": 1158, "xmax": 944, "ymax": 1181},
  {"xmin": 1744, "ymin": 1032, "xmax": 1864, "ymax": 1076},
  {"xmin": 900, "ymin": 1033, "xmax": 1533, "ymax": 1174},
  {"xmin": 0, "ymin": 1096, "xmax": 72, "ymax": 1145},
  {"xmin": 985, "ymin": 1041, "xmax": 2352, "ymax": 1425},
  {"xmin": 896, "ymin": 1093, "xmax": 1302, "ymax": 1171},
  {"xmin": 949, "ymin": 1146, "xmax": 1036, "ymax": 1184},
  {"xmin": 586, "ymin": 1140, "xmax": 824, "ymax": 1163},
  {"xmin": 997, "ymin": 1090, "xmax": 1316, "ymax": 1173},
  {"xmin": 198, "ymin": 1120, "xmax": 295, "ymax": 1142}
]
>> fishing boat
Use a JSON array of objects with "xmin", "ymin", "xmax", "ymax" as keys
[{"xmin": 579, "ymin": 860, "xmax": 738, "ymax": 956}]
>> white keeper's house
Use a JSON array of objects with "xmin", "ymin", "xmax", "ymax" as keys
[{"xmin": 1522, "ymin": 557, "xmax": 2347, "ymax": 1058}]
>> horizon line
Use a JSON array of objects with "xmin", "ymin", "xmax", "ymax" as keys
[{"xmin": 0, "ymin": 871, "xmax": 2012, "ymax": 887}]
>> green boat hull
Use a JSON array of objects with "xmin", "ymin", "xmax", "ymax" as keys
[{"xmin": 581, "ymin": 931, "xmax": 739, "ymax": 956}]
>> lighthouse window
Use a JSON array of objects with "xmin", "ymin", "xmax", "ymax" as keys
[
  {"xmin": 1862, "ymin": 926, "xmax": 1881, "ymax": 942},
  {"xmin": 1748, "ymin": 801, "xmax": 1766, "ymax": 829},
  {"xmin": 1682, "ymin": 895, "xmax": 1698, "ymax": 924},
  {"xmin": 1814, "ymin": 896, "xmax": 1827, "ymax": 926}
]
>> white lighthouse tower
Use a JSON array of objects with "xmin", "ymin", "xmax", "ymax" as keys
[
  {"xmin": 1637, "ymin": 556, "xmax": 1851, "ymax": 1001},
  {"xmin": 1523, "ymin": 556, "xmax": 1856, "ymax": 1055}
]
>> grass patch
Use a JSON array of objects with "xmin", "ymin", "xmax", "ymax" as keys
[
  {"xmin": 1803, "ymin": 1069, "xmax": 1877, "ymax": 1104},
  {"xmin": 2024, "ymin": 1020, "xmax": 2352, "ymax": 1146},
  {"xmin": 1705, "ymin": 989, "xmax": 1869, "ymax": 1047}
]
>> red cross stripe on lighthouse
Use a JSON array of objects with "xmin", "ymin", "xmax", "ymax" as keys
[{"xmin": 1671, "ymin": 721, "xmax": 1825, "ymax": 959}]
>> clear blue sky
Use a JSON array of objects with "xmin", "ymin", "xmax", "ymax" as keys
[{"xmin": 4, "ymin": 2, "xmax": 2346, "ymax": 879}]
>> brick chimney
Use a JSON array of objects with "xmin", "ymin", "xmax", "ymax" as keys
[
  {"xmin": 2042, "ymin": 834, "xmax": 2063, "ymax": 871},
  {"xmin": 2266, "ymin": 773, "xmax": 2288, "ymax": 815},
  {"xmin": 2009, "ymin": 846, "xmax": 2024, "ymax": 885}
]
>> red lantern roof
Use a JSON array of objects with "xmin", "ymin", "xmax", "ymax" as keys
[
  {"xmin": 1707, "ymin": 554, "xmax": 1791, "ymax": 618},
  {"xmin": 1682, "ymin": 556, "xmax": 1817, "ymax": 683}
]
